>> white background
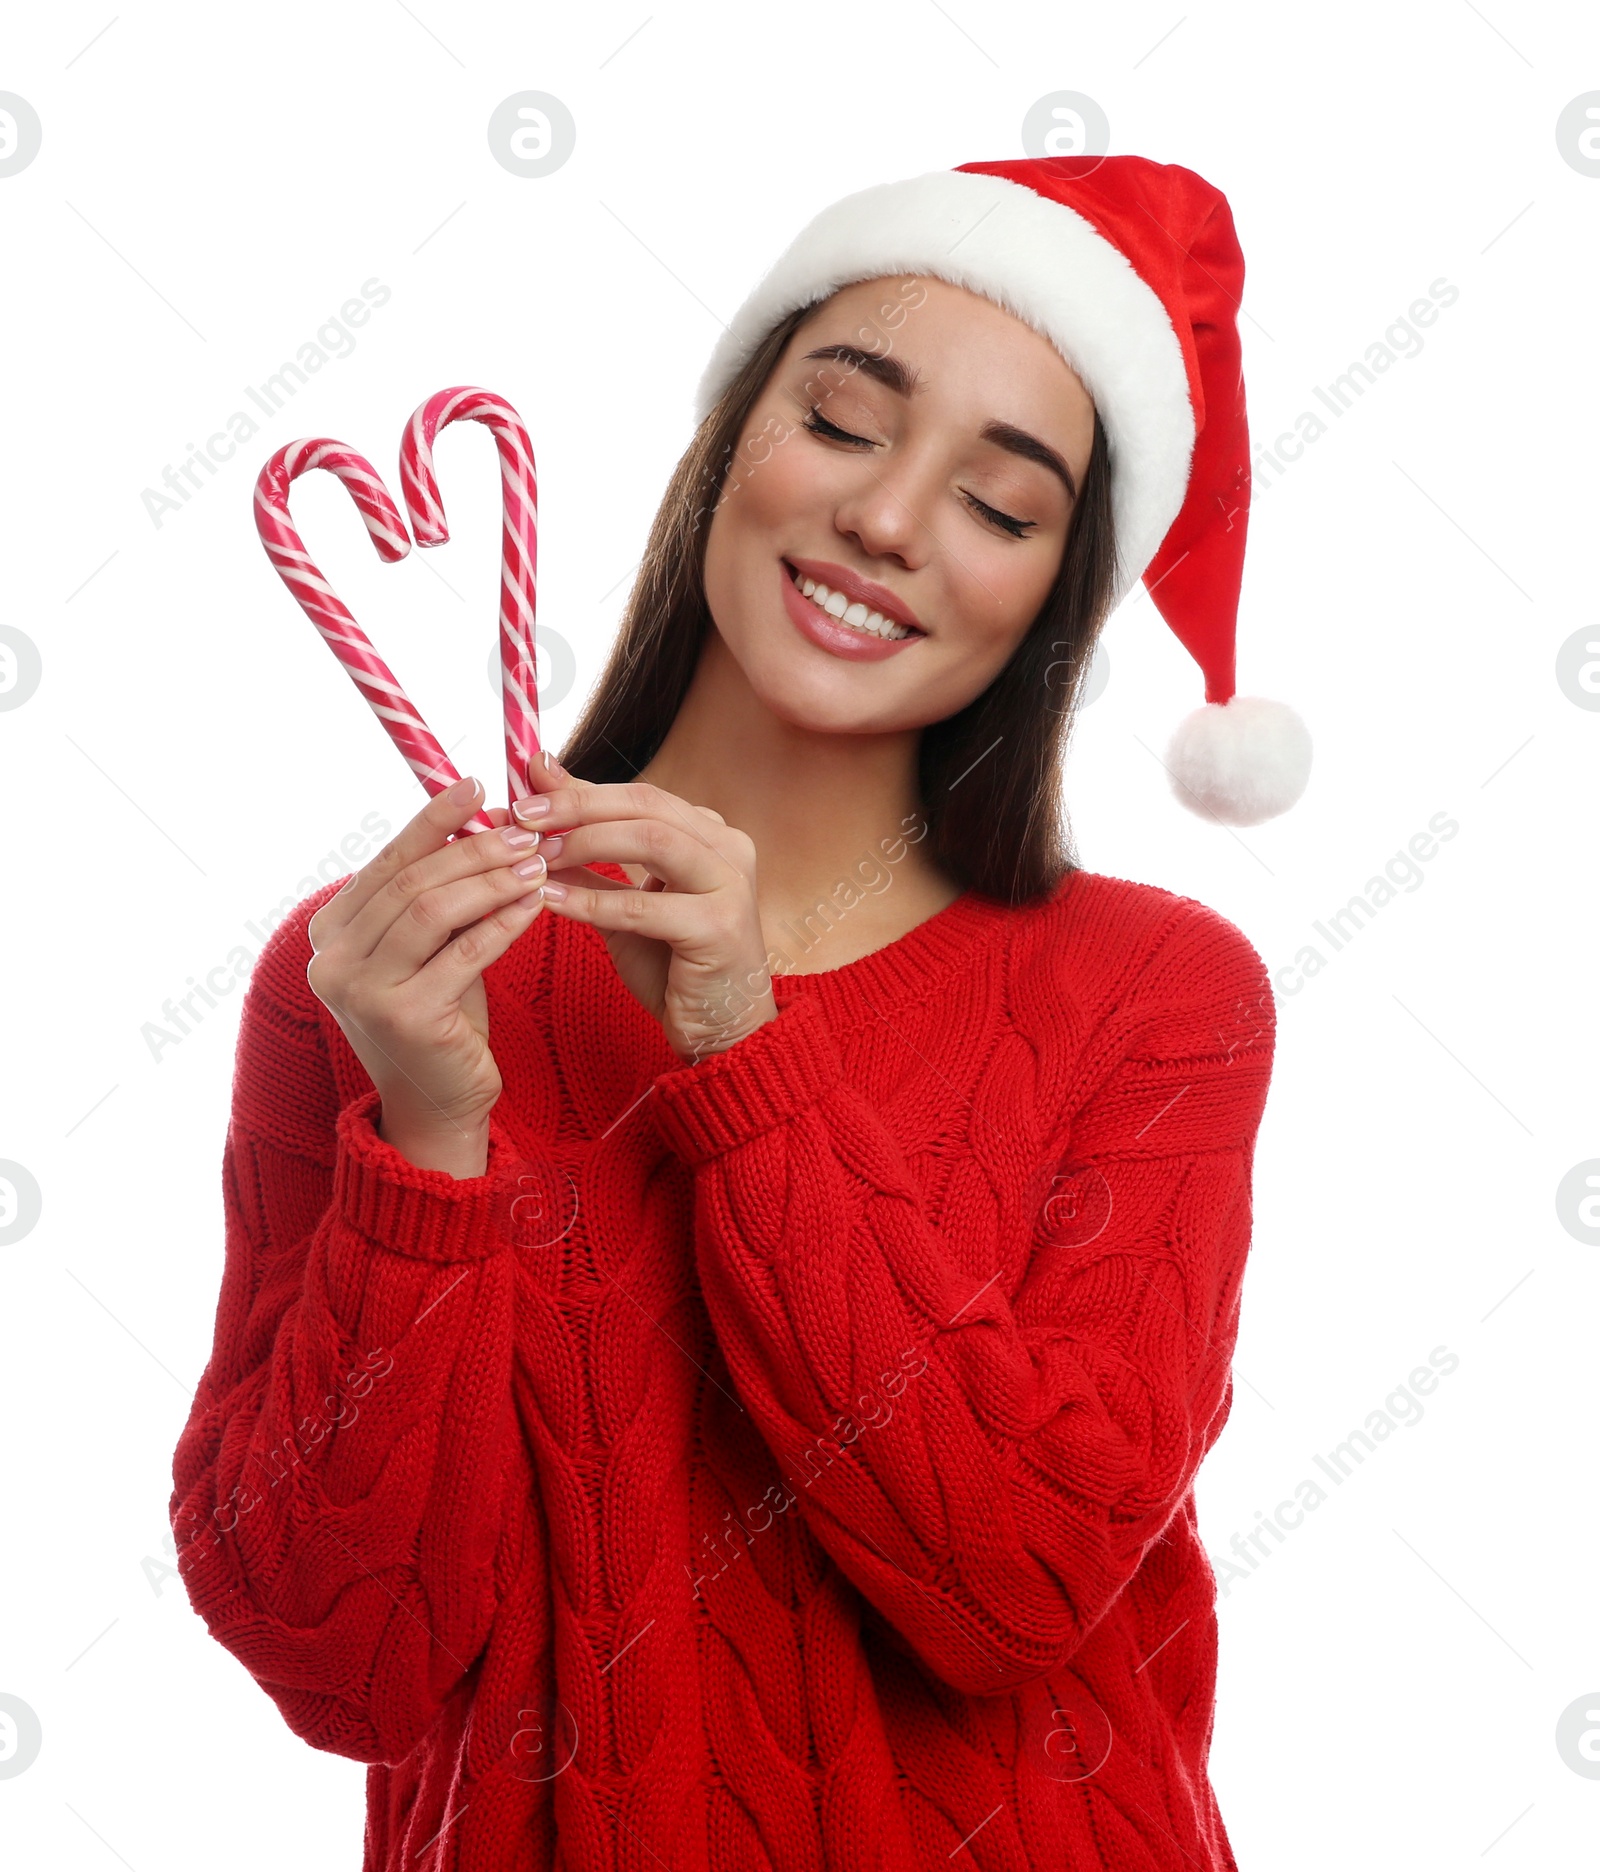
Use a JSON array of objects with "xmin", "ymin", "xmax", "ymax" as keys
[{"xmin": 1, "ymin": 2, "xmax": 1593, "ymax": 1866}]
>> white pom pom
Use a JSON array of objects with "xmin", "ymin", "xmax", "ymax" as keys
[{"xmin": 1164, "ymin": 695, "xmax": 1312, "ymax": 826}]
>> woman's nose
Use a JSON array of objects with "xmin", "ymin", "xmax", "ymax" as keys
[{"xmin": 833, "ymin": 459, "xmax": 937, "ymax": 570}]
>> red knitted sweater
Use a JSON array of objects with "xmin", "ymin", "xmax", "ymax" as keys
[{"xmin": 170, "ymin": 863, "xmax": 1276, "ymax": 1872}]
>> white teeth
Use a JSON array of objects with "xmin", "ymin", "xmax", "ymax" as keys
[{"xmin": 792, "ymin": 568, "xmax": 913, "ymax": 640}]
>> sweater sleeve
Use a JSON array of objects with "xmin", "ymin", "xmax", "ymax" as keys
[
  {"xmin": 168, "ymin": 898, "xmax": 541, "ymax": 1765},
  {"xmin": 648, "ymin": 899, "xmax": 1275, "ymax": 1697}
]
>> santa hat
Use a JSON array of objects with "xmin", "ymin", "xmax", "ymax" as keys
[{"xmin": 692, "ymin": 154, "xmax": 1312, "ymax": 827}]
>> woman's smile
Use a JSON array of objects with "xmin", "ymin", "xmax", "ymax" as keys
[
  {"xmin": 779, "ymin": 557, "xmax": 926, "ymax": 662},
  {"xmin": 784, "ymin": 553, "xmax": 926, "ymax": 635}
]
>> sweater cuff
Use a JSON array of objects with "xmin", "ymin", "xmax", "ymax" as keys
[
  {"xmin": 333, "ymin": 1088, "xmax": 523, "ymax": 1262},
  {"xmin": 650, "ymin": 996, "xmax": 844, "ymax": 1166}
]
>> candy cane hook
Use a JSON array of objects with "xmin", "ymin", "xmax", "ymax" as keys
[
  {"xmin": 399, "ymin": 386, "xmax": 541, "ymax": 807},
  {"xmin": 253, "ymin": 437, "xmax": 497, "ymax": 836}
]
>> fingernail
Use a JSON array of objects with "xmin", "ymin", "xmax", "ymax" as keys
[
  {"xmin": 541, "ymin": 750, "xmax": 567, "ymax": 779},
  {"xmin": 513, "ymin": 795, "xmax": 551, "ymax": 820},
  {"xmin": 539, "ymin": 834, "xmax": 564, "ymax": 858},
  {"xmin": 513, "ymin": 854, "xmax": 546, "ymax": 879},
  {"xmin": 447, "ymin": 775, "xmax": 480, "ymax": 803},
  {"xmin": 502, "ymin": 828, "xmax": 537, "ymax": 849},
  {"xmin": 540, "ymin": 880, "xmax": 568, "ymax": 902}
]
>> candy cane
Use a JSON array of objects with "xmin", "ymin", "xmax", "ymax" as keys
[
  {"xmin": 253, "ymin": 437, "xmax": 497, "ymax": 836},
  {"xmin": 399, "ymin": 386, "xmax": 541, "ymax": 807}
]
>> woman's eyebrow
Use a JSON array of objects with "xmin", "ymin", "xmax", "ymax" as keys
[
  {"xmin": 803, "ymin": 342, "xmax": 923, "ymax": 399},
  {"xmin": 800, "ymin": 342, "xmax": 1078, "ymax": 502},
  {"xmin": 978, "ymin": 420, "xmax": 1078, "ymax": 504}
]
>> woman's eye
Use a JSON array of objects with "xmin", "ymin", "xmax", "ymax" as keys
[
  {"xmin": 961, "ymin": 491, "xmax": 1035, "ymax": 539},
  {"xmin": 802, "ymin": 405, "xmax": 1035, "ymax": 538},
  {"xmin": 801, "ymin": 406, "xmax": 874, "ymax": 447}
]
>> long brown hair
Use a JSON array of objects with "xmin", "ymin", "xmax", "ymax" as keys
[{"xmin": 559, "ymin": 297, "xmax": 1118, "ymax": 904}]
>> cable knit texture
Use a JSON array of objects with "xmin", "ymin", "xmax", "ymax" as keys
[{"xmin": 169, "ymin": 864, "xmax": 1277, "ymax": 1871}]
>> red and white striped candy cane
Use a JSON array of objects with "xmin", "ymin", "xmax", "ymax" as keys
[
  {"xmin": 399, "ymin": 386, "xmax": 541, "ymax": 808},
  {"xmin": 253, "ymin": 437, "xmax": 497, "ymax": 836}
]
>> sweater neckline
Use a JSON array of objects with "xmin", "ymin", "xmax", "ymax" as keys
[
  {"xmin": 767, "ymin": 885, "xmax": 1001, "ymax": 1007},
  {"xmin": 582, "ymin": 862, "xmax": 1079, "ymax": 1019}
]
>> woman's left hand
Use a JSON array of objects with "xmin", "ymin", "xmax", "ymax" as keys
[{"xmin": 510, "ymin": 759, "xmax": 778, "ymax": 1062}]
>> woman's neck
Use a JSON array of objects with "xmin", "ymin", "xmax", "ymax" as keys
[{"xmin": 633, "ymin": 632, "xmax": 962, "ymax": 973}]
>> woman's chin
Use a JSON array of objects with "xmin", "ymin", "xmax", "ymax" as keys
[
  {"xmin": 744, "ymin": 661, "xmax": 922, "ymax": 737},
  {"xmin": 712, "ymin": 618, "xmax": 969, "ymax": 737}
]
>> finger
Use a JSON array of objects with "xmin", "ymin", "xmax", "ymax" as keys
[
  {"xmin": 511, "ymin": 779, "xmax": 725, "ymax": 852},
  {"xmin": 364, "ymin": 842, "xmax": 551, "ymax": 983},
  {"xmin": 414, "ymin": 882, "xmax": 548, "ymax": 1004},
  {"xmin": 536, "ymin": 857, "xmax": 679, "ymax": 907},
  {"xmin": 510, "ymin": 783, "xmax": 747, "ymax": 896},
  {"xmin": 337, "ymin": 814, "xmax": 543, "ymax": 954},
  {"xmin": 540, "ymin": 877, "xmax": 704, "ymax": 943},
  {"xmin": 308, "ymin": 778, "xmax": 493, "ymax": 946},
  {"xmin": 538, "ymin": 857, "xmax": 637, "ymax": 893},
  {"xmin": 508, "ymin": 748, "xmax": 578, "ymax": 821},
  {"xmin": 535, "ymin": 817, "xmax": 729, "ymax": 895}
]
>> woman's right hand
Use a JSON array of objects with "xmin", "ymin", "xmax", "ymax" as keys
[{"xmin": 304, "ymin": 775, "xmax": 549, "ymax": 1177}]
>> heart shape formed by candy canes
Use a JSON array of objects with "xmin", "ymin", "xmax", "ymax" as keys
[{"xmin": 253, "ymin": 385, "xmax": 541, "ymax": 839}]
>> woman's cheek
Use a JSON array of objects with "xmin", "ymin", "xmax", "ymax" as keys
[
  {"xmin": 971, "ymin": 554, "xmax": 1058, "ymax": 667},
  {"xmin": 941, "ymin": 575, "xmax": 1033, "ymax": 677},
  {"xmin": 746, "ymin": 430, "xmax": 816, "ymax": 527}
]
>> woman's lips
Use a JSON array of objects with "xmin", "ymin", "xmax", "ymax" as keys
[{"xmin": 779, "ymin": 561, "xmax": 924, "ymax": 663}]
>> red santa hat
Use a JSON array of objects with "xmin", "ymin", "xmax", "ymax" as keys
[{"xmin": 692, "ymin": 154, "xmax": 1312, "ymax": 827}]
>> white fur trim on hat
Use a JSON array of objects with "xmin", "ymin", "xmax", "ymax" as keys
[{"xmin": 692, "ymin": 169, "xmax": 1196, "ymax": 606}]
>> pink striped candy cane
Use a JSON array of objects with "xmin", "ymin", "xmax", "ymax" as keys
[
  {"xmin": 399, "ymin": 387, "xmax": 541, "ymax": 807},
  {"xmin": 253, "ymin": 437, "xmax": 496, "ymax": 836}
]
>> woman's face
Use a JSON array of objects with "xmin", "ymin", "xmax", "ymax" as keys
[{"xmin": 701, "ymin": 274, "xmax": 1098, "ymax": 736}]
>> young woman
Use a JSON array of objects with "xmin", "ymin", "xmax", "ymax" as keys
[{"xmin": 172, "ymin": 156, "xmax": 1305, "ymax": 1871}]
